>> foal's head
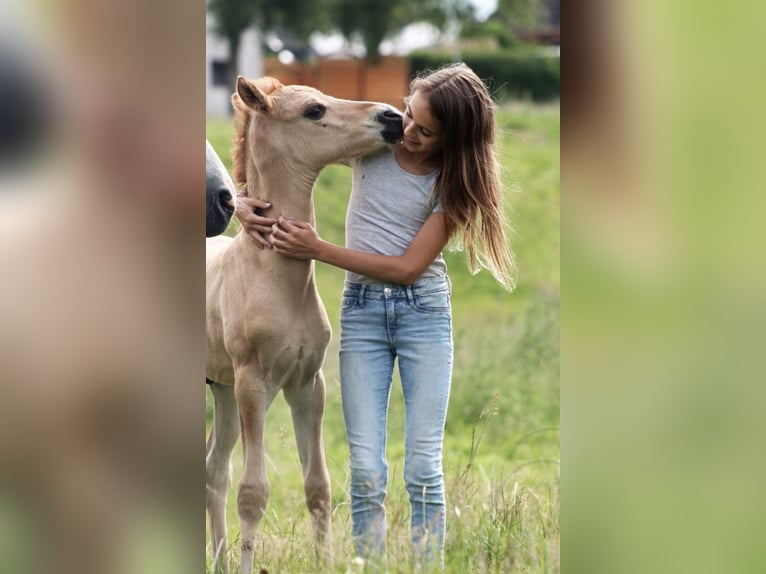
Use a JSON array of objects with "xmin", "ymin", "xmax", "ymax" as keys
[{"xmin": 231, "ymin": 76, "xmax": 403, "ymax": 185}]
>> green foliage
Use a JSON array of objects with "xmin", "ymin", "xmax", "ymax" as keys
[
  {"xmin": 209, "ymin": 0, "xmax": 330, "ymax": 40},
  {"xmin": 496, "ymin": 0, "xmax": 548, "ymax": 30},
  {"xmin": 330, "ymin": 0, "xmax": 470, "ymax": 62},
  {"xmin": 205, "ymin": 100, "xmax": 559, "ymax": 572},
  {"xmin": 460, "ymin": 18, "xmax": 521, "ymax": 49},
  {"xmin": 260, "ymin": 0, "xmax": 333, "ymax": 41},
  {"xmin": 331, "ymin": 0, "xmax": 391, "ymax": 62},
  {"xmin": 207, "ymin": 0, "xmax": 256, "ymax": 40},
  {"xmin": 410, "ymin": 49, "xmax": 560, "ymax": 101}
]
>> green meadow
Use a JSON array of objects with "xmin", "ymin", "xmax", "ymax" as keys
[{"xmin": 206, "ymin": 100, "xmax": 559, "ymax": 573}]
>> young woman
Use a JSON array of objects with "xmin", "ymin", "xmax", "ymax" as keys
[{"xmin": 237, "ymin": 63, "xmax": 515, "ymax": 569}]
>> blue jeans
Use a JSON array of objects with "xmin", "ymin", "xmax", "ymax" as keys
[{"xmin": 339, "ymin": 276, "xmax": 453, "ymax": 570}]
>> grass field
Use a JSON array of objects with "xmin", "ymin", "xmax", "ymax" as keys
[{"xmin": 206, "ymin": 100, "xmax": 560, "ymax": 573}]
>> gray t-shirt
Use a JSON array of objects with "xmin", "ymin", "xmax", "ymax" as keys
[{"xmin": 345, "ymin": 148, "xmax": 447, "ymax": 284}]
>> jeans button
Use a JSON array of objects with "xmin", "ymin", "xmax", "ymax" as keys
[{"xmin": 384, "ymin": 287, "xmax": 391, "ymax": 296}]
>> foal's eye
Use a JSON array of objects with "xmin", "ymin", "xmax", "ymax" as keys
[{"xmin": 304, "ymin": 104, "xmax": 326, "ymax": 121}]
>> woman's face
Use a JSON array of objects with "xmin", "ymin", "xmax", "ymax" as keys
[{"xmin": 401, "ymin": 90, "xmax": 443, "ymax": 155}]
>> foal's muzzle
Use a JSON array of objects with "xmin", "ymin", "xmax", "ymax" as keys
[{"xmin": 377, "ymin": 109, "xmax": 404, "ymax": 144}]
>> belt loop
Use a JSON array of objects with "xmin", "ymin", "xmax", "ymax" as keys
[
  {"xmin": 357, "ymin": 284, "xmax": 367, "ymax": 307},
  {"xmin": 405, "ymin": 284, "xmax": 415, "ymax": 305}
]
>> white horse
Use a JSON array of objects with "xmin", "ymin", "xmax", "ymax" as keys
[{"xmin": 206, "ymin": 139, "xmax": 236, "ymax": 237}]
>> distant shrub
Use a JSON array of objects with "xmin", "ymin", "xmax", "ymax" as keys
[{"xmin": 408, "ymin": 49, "xmax": 560, "ymax": 101}]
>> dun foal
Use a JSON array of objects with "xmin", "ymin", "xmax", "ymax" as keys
[{"xmin": 205, "ymin": 76, "xmax": 403, "ymax": 574}]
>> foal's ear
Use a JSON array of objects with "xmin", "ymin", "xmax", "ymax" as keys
[{"xmin": 234, "ymin": 76, "xmax": 272, "ymax": 113}]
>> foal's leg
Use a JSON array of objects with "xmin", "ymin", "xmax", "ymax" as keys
[
  {"xmin": 284, "ymin": 370, "xmax": 332, "ymax": 563},
  {"xmin": 206, "ymin": 382, "xmax": 240, "ymax": 574},
  {"xmin": 234, "ymin": 368, "xmax": 273, "ymax": 574}
]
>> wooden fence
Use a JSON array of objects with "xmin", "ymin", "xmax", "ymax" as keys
[{"xmin": 264, "ymin": 57, "xmax": 410, "ymax": 110}]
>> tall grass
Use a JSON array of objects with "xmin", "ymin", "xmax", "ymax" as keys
[{"xmin": 206, "ymin": 99, "xmax": 559, "ymax": 572}]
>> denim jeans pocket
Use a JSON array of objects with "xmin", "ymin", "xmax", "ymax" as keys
[{"xmin": 413, "ymin": 288, "xmax": 451, "ymax": 314}]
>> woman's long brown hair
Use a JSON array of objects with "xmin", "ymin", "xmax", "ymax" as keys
[{"xmin": 411, "ymin": 63, "xmax": 516, "ymax": 291}]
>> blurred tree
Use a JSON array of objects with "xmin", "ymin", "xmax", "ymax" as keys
[
  {"xmin": 496, "ymin": 0, "xmax": 548, "ymax": 31},
  {"xmin": 208, "ymin": 0, "xmax": 257, "ymax": 86},
  {"xmin": 208, "ymin": 0, "xmax": 332, "ymax": 84},
  {"xmin": 209, "ymin": 0, "xmax": 487, "ymax": 75},
  {"xmin": 461, "ymin": 17, "xmax": 519, "ymax": 49},
  {"xmin": 331, "ymin": 0, "xmax": 472, "ymax": 62},
  {"xmin": 266, "ymin": 0, "xmax": 333, "ymax": 40}
]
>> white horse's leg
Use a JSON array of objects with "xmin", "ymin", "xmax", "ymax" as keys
[
  {"xmin": 206, "ymin": 382, "xmax": 240, "ymax": 574},
  {"xmin": 284, "ymin": 370, "xmax": 332, "ymax": 564},
  {"xmin": 234, "ymin": 367, "xmax": 272, "ymax": 574}
]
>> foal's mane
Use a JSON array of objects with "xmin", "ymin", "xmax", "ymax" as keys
[
  {"xmin": 231, "ymin": 103, "xmax": 250, "ymax": 188},
  {"xmin": 230, "ymin": 77, "xmax": 283, "ymax": 188}
]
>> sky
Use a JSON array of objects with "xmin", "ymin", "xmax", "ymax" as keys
[{"xmin": 469, "ymin": 0, "xmax": 498, "ymax": 21}]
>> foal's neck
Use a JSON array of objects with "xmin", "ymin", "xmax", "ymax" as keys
[{"xmin": 246, "ymin": 158, "xmax": 318, "ymax": 224}]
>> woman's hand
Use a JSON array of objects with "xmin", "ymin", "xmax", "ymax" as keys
[
  {"xmin": 271, "ymin": 217, "xmax": 323, "ymax": 260},
  {"xmin": 235, "ymin": 195, "xmax": 278, "ymax": 249}
]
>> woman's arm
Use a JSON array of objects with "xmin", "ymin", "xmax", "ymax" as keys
[{"xmin": 271, "ymin": 212, "xmax": 449, "ymax": 285}]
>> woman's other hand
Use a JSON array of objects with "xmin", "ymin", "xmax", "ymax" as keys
[
  {"xmin": 235, "ymin": 195, "xmax": 278, "ymax": 248},
  {"xmin": 271, "ymin": 217, "xmax": 323, "ymax": 260}
]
